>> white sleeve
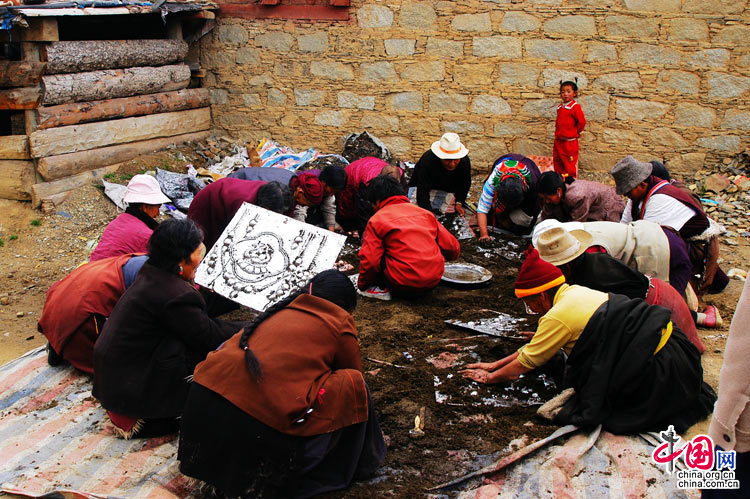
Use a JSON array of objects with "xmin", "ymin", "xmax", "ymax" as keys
[
  {"xmin": 322, "ymin": 195, "xmax": 336, "ymax": 227},
  {"xmin": 292, "ymin": 205, "xmax": 307, "ymax": 222},
  {"xmin": 641, "ymin": 194, "xmax": 695, "ymax": 231},
  {"xmin": 620, "ymin": 199, "xmax": 633, "ymax": 223}
]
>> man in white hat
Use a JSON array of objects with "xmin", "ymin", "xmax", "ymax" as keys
[{"xmin": 408, "ymin": 133, "xmax": 471, "ymax": 216}]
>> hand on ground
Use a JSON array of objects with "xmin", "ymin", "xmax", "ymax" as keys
[
  {"xmin": 455, "ymin": 203, "xmax": 465, "ymax": 217},
  {"xmin": 459, "ymin": 368, "xmax": 491, "ymax": 384},
  {"xmin": 478, "ymin": 234, "xmax": 492, "ymax": 241},
  {"xmin": 463, "ymin": 361, "xmax": 495, "ymax": 371}
]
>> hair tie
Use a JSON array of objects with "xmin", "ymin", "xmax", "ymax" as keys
[{"xmin": 309, "ymin": 282, "xmax": 313, "ymax": 294}]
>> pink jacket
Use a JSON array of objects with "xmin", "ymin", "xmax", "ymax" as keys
[
  {"xmin": 90, "ymin": 213, "xmax": 152, "ymax": 262},
  {"xmin": 337, "ymin": 157, "xmax": 389, "ymax": 220}
]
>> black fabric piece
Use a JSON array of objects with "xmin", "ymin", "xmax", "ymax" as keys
[
  {"xmin": 178, "ymin": 382, "xmax": 386, "ymax": 499},
  {"xmin": 408, "ymin": 149, "xmax": 471, "ymax": 210},
  {"xmin": 555, "ymin": 293, "xmax": 716, "ymax": 434},
  {"xmin": 565, "ymin": 252, "xmax": 649, "ymax": 300},
  {"xmin": 124, "ymin": 204, "xmax": 159, "ymax": 230}
]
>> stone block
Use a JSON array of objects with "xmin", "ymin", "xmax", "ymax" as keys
[
  {"xmin": 242, "ymin": 94, "xmax": 262, "ymax": 108},
  {"xmin": 501, "ymin": 11, "xmax": 541, "ymax": 32},
  {"xmin": 236, "ymin": 47, "xmax": 260, "ymax": 65},
  {"xmin": 472, "ymin": 139, "xmax": 512, "ymax": 166},
  {"xmin": 314, "ymin": 110, "xmax": 349, "ymax": 127},
  {"xmin": 713, "ymin": 25, "xmax": 750, "ymax": 45},
  {"xmin": 623, "ymin": 0, "xmax": 680, "ymax": 11},
  {"xmin": 670, "ymin": 152, "xmax": 705, "ymax": 174},
  {"xmin": 215, "ymin": 112, "xmax": 246, "ymax": 130},
  {"xmin": 542, "ymin": 69, "xmax": 588, "ymax": 89},
  {"xmin": 621, "ymin": 44, "xmax": 681, "ymax": 66},
  {"xmin": 360, "ymin": 114, "xmax": 399, "ymax": 131},
  {"xmin": 615, "ymin": 98, "xmax": 669, "ymax": 121},
  {"xmin": 298, "ymin": 32, "xmax": 328, "ymax": 53},
  {"xmin": 453, "ymin": 64, "xmax": 494, "ymax": 85},
  {"xmin": 273, "ymin": 61, "xmax": 306, "ymax": 78},
  {"xmin": 525, "ymin": 39, "xmax": 582, "ymax": 61},
  {"xmin": 473, "ymin": 36, "xmax": 522, "ymax": 58},
  {"xmin": 452, "ymin": 13, "xmax": 492, "ymax": 32},
  {"xmin": 218, "ymin": 24, "xmax": 248, "ymax": 45},
  {"xmin": 400, "ymin": 61, "xmax": 444, "ymax": 81},
  {"xmin": 338, "ymin": 91, "xmax": 375, "ymax": 110},
  {"xmin": 687, "ymin": 49, "xmax": 730, "ymax": 70},
  {"xmin": 202, "ymin": 50, "xmax": 234, "ymax": 69},
  {"xmin": 721, "ymin": 110, "xmax": 750, "ymax": 131},
  {"xmin": 267, "ymin": 88, "xmax": 286, "ymax": 107},
  {"xmin": 605, "ymin": 16, "xmax": 659, "ymax": 38},
  {"xmin": 602, "ymin": 128, "xmax": 643, "ymax": 147},
  {"xmin": 385, "ymin": 39, "xmax": 416, "ymax": 56},
  {"xmin": 429, "ymin": 93, "xmax": 469, "ymax": 113},
  {"xmin": 357, "ymin": 4, "xmax": 394, "ymax": 28},
  {"xmin": 585, "ymin": 43, "xmax": 616, "ymax": 62},
  {"xmin": 578, "ymin": 94, "xmax": 610, "ymax": 121},
  {"xmin": 650, "ymin": 127, "xmax": 688, "ymax": 149},
  {"xmin": 739, "ymin": 54, "xmax": 750, "ymax": 69},
  {"xmin": 593, "ymin": 72, "xmax": 642, "ymax": 92},
  {"xmin": 386, "ymin": 91, "xmax": 423, "ymax": 111},
  {"xmin": 380, "ymin": 136, "xmax": 411, "ymax": 159},
  {"xmin": 512, "ymin": 138, "xmax": 549, "ymax": 157},
  {"xmin": 210, "ymin": 88, "xmax": 229, "ymax": 105},
  {"xmin": 657, "ymin": 71, "xmax": 700, "ymax": 95},
  {"xmin": 247, "ymin": 73, "xmax": 273, "ymax": 87},
  {"xmin": 497, "ymin": 63, "xmax": 539, "ymax": 87},
  {"xmin": 426, "ymin": 38, "xmax": 464, "ymax": 58},
  {"xmin": 521, "ymin": 98, "xmax": 558, "ymax": 118},
  {"xmin": 294, "ymin": 89, "xmax": 326, "ymax": 106},
  {"xmin": 668, "ymin": 18, "xmax": 708, "ymax": 41},
  {"xmin": 704, "ymin": 173, "xmax": 731, "ymax": 192},
  {"xmin": 707, "ymin": 72, "xmax": 750, "ymax": 100},
  {"xmin": 682, "ymin": 0, "xmax": 744, "ymax": 14},
  {"xmin": 399, "ymin": 2, "xmax": 437, "ymax": 29},
  {"xmin": 525, "ymin": 0, "xmax": 561, "ymax": 4},
  {"xmin": 471, "ymin": 95, "xmax": 511, "ymax": 115},
  {"xmin": 256, "ymin": 32, "xmax": 293, "ymax": 52},
  {"xmin": 543, "ymin": 16, "xmax": 596, "ymax": 36},
  {"xmin": 444, "ymin": 121, "xmax": 484, "ymax": 134},
  {"xmin": 361, "ymin": 62, "xmax": 398, "ymax": 82},
  {"xmin": 580, "ymin": 152, "xmax": 622, "ymax": 172},
  {"xmin": 696, "ymin": 135, "xmax": 741, "ymax": 152},
  {"xmin": 674, "ymin": 103, "xmax": 716, "ymax": 128},
  {"xmin": 494, "ymin": 122, "xmax": 530, "ymax": 137},
  {"xmin": 310, "ymin": 61, "xmax": 354, "ymax": 80}
]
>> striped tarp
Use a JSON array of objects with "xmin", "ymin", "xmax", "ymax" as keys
[{"xmin": 0, "ymin": 347, "xmax": 196, "ymax": 498}]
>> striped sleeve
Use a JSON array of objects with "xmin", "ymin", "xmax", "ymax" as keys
[{"xmin": 477, "ymin": 168, "xmax": 499, "ymax": 214}]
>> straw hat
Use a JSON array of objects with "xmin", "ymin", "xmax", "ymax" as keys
[
  {"xmin": 536, "ymin": 227, "xmax": 593, "ymax": 266},
  {"xmin": 610, "ymin": 156, "xmax": 652, "ymax": 195},
  {"xmin": 431, "ymin": 133, "xmax": 469, "ymax": 160},
  {"xmin": 123, "ymin": 174, "xmax": 171, "ymax": 205}
]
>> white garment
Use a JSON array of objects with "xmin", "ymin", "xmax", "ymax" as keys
[{"xmin": 620, "ymin": 193, "xmax": 695, "ymax": 232}]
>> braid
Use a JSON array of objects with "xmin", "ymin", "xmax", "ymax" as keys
[{"xmin": 238, "ymin": 289, "xmax": 306, "ymax": 380}]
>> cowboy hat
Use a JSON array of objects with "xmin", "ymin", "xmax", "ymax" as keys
[
  {"xmin": 431, "ymin": 133, "xmax": 469, "ymax": 160},
  {"xmin": 536, "ymin": 227, "xmax": 593, "ymax": 266}
]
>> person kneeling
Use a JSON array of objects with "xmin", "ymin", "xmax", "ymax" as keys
[
  {"xmin": 461, "ymin": 249, "xmax": 715, "ymax": 434},
  {"xmin": 357, "ymin": 175, "xmax": 460, "ymax": 300},
  {"xmin": 178, "ymin": 270, "xmax": 386, "ymax": 498}
]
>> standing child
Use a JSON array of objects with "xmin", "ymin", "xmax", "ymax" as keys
[{"xmin": 553, "ymin": 80, "xmax": 586, "ymax": 179}]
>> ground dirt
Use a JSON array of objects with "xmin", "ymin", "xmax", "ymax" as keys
[{"xmin": 0, "ymin": 145, "xmax": 748, "ymax": 496}]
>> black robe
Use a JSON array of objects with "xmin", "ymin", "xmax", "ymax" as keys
[{"xmin": 555, "ymin": 293, "xmax": 715, "ymax": 434}]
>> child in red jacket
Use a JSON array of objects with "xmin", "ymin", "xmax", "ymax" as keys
[
  {"xmin": 357, "ymin": 175, "xmax": 460, "ymax": 300},
  {"xmin": 553, "ymin": 80, "xmax": 586, "ymax": 179}
]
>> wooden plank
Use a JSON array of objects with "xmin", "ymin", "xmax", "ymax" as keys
[
  {"xmin": 41, "ymin": 64, "xmax": 191, "ymax": 106},
  {"xmin": 0, "ymin": 61, "xmax": 47, "ymax": 88},
  {"xmin": 44, "ymin": 39, "xmax": 188, "ymax": 74},
  {"xmin": 31, "ymin": 164, "xmax": 120, "ymax": 208},
  {"xmin": 22, "ymin": 42, "xmax": 43, "ymax": 135},
  {"xmin": 37, "ymin": 130, "xmax": 210, "ymax": 181},
  {"xmin": 30, "ymin": 106, "xmax": 210, "ymax": 158},
  {"xmin": 0, "ymin": 136, "xmax": 30, "ymax": 160},
  {"xmin": 219, "ymin": 4, "xmax": 350, "ymax": 20},
  {"xmin": 0, "ymin": 87, "xmax": 42, "ymax": 110},
  {"xmin": 18, "ymin": 18, "xmax": 59, "ymax": 42},
  {"xmin": 15, "ymin": 7, "xmax": 146, "ymax": 17},
  {"xmin": 0, "ymin": 160, "xmax": 35, "ymax": 201},
  {"xmin": 36, "ymin": 88, "xmax": 210, "ymax": 129}
]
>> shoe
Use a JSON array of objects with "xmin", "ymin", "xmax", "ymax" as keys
[
  {"xmin": 46, "ymin": 342, "xmax": 66, "ymax": 367},
  {"xmin": 701, "ymin": 305, "xmax": 723, "ymax": 328},
  {"xmin": 357, "ymin": 286, "xmax": 392, "ymax": 301}
]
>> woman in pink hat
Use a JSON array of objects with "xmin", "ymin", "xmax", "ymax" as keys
[{"xmin": 90, "ymin": 174, "xmax": 171, "ymax": 261}]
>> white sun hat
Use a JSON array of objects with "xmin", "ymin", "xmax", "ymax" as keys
[
  {"xmin": 431, "ymin": 133, "xmax": 469, "ymax": 160},
  {"xmin": 122, "ymin": 174, "xmax": 171, "ymax": 205}
]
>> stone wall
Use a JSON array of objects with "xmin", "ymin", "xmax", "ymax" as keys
[{"xmin": 201, "ymin": 0, "xmax": 749, "ymax": 174}]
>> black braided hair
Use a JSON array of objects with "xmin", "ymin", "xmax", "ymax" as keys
[
  {"xmin": 238, "ymin": 269, "xmax": 357, "ymax": 381},
  {"xmin": 538, "ymin": 171, "xmax": 575, "ymax": 197}
]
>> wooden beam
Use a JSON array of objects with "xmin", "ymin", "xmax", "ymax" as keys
[
  {"xmin": 0, "ymin": 87, "xmax": 42, "ymax": 110},
  {"xmin": 29, "ymin": 106, "xmax": 210, "ymax": 158},
  {"xmin": 219, "ymin": 4, "xmax": 350, "ymax": 20},
  {"xmin": 31, "ymin": 164, "xmax": 120, "ymax": 208},
  {"xmin": 44, "ymin": 39, "xmax": 188, "ymax": 74},
  {"xmin": 36, "ymin": 88, "xmax": 210, "ymax": 130},
  {"xmin": 37, "ymin": 130, "xmax": 210, "ymax": 181},
  {"xmin": 19, "ymin": 18, "xmax": 59, "ymax": 42},
  {"xmin": 0, "ymin": 61, "xmax": 47, "ymax": 88},
  {"xmin": 0, "ymin": 160, "xmax": 35, "ymax": 201},
  {"xmin": 0, "ymin": 136, "xmax": 30, "ymax": 160}
]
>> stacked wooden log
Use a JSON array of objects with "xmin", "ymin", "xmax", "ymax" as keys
[{"xmin": 1, "ymin": 34, "xmax": 211, "ymax": 205}]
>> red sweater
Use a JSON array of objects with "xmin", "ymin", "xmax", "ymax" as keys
[
  {"xmin": 555, "ymin": 100, "xmax": 586, "ymax": 140},
  {"xmin": 358, "ymin": 196, "xmax": 460, "ymax": 290}
]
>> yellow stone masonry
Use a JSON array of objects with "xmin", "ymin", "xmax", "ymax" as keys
[{"xmin": 201, "ymin": 0, "xmax": 749, "ymax": 174}]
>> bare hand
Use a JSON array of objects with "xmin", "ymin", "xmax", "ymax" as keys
[
  {"xmin": 463, "ymin": 362, "xmax": 495, "ymax": 371},
  {"xmin": 455, "ymin": 203, "xmax": 465, "ymax": 217},
  {"xmin": 519, "ymin": 331, "xmax": 535, "ymax": 341},
  {"xmin": 478, "ymin": 234, "xmax": 492, "ymax": 241},
  {"xmin": 460, "ymin": 368, "xmax": 492, "ymax": 384}
]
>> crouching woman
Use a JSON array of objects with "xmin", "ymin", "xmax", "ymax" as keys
[
  {"xmin": 461, "ymin": 249, "xmax": 716, "ymax": 434},
  {"xmin": 178, "ymin": 269, "xmax": 386, "ymax": 498}
]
